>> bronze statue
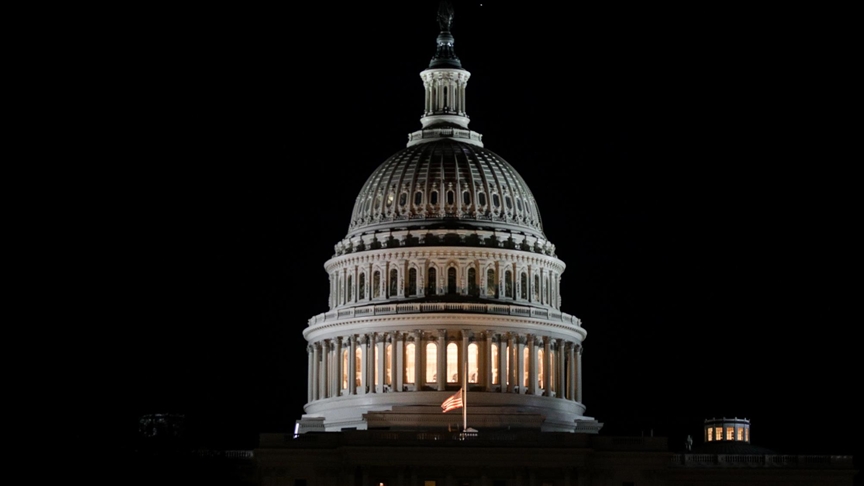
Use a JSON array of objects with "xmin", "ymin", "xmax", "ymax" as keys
[{"xmin": 437, "ymin": 1, "xmax": 454, "ymax": 32}]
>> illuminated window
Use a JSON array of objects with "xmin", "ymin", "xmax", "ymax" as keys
[
  {"xmin": 426, "ymin": 343, "xmax": 437, "ymax": 383},
  {"xmin": 505, "ymin": 270, "xmax": 513, "ymax": 298},
  {"xmin": 745, "ymin": 428, "xmax": 750, "ymax": 442},
  {"xmin": 707, "ymin": 427, "xmax": 713, "ymax": 441},
  {"xmin": 385, "ymin": 344, "xmax": 392, "ymax": 385},
  {"xmin": 424, "ymin": 481, "xmax": 436, "ymax": 486},
  {"xmin": 520, "ymin": 272, "xmax": 527, "ymax": 299},
  {"xmin": 537, "ymin": 348, "xmax": 544, "ymax": 389},
  {"xmin": 468, "ymin": 343, "xmax": 478, "ymax": 383},
  {"xmin": 447, "ymin": 267, "xmax": 457, "ymax": 294},
  {"xmin": 359, "ymin": 273, "xmax": 366, "ymax": 300},
  {"xmin": 486, "ymin": 269, "xmax": 496, "ymax": 296},
  {"xmin": 405, "ymin": 343, "xmax": 415, "ymax": 384},
  {"xmin": 389, "ymin": 269, "xmax": 398, "ymax": 297},
  {"xmin": 715, "ymin": 427, "xmax": 722, "ymax": 440},
  {"xmin": 737, "ymin": 428, "xmax": 743, "ymax": 441},
  {"xmin": 491, "ymin": 344, "xmax": 499, "ymax": 384},
  {"xmin": 342, "ymin": 349, "xmax": 348, "ymax": 389},
  {"xmin": 726, "ymin": 427, "xmax": 734, "ymax": 441},
  {"xmin": 386, "ymin": 191, "xmax": 394, "ymax": 206},
  {"xmin": 407, "ymin": 268, "xmax": 417, "ymax": 296},
  {"xmin": 355, "ymin": 348, "xmax": 362, "ymax": 386},
  {"xmin": 447, "ymin": 343, "xmax": 458, "ymax": 382},
  {"xmin": 427, "ymin": 267, "xmax": 437, "ymax": 295},
  {"xmin": 373, "ymin": 271, "xmax": 381, "ymax": 298}
]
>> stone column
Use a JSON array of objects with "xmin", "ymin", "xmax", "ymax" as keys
[
  {"xmin": 321, "ymin": 340, "xmax": 330, "ymax": 399},
  {"xmin": 484, "ymin": 332, "xmax": 494, "ymax": 391},
  {"xmin": 394, "ymin": 332, "xmax": 404, "ymax": 392},
  {"xmin": 556, "ymin": 339, "xmax": 565, "ymax": 398},
  {"xmin": 506, "ymin": 333, "xmax": 516, "ymax": 393},
  {"xmin": 307, "ymin": 345, "xmax": 314, "ymax": 403},
  {"xmin": 461, "ymin": 329, "xmax": 471, "ymax": 386},
  {"xmin": 376, "ymin": 334, "xmax": 386, "ymax": 393},
  {"xmin": 567, "ymin": 342, "xmax": 576, "ymax": 401},
  {"xmin": 437, "ymin": 329, "xmax": 447, "ymax": 390},
  {"xmin": 527, "ymin": 335, "xmax": 537, "ymax": 396},
  {"xmin": 413, "ymin": 331, "xmax": 423, "ymax": 389},
  {"xmin": 359, "ymin": 335, "xmax": 368, "ymax": 394},
  {"xmin": 541, "ymin": 336, "xmax": 551, "ymax": 396},
  {"xmin": 334, "ymin": 336, "xmax": 343, "ymax": 396},
  {"xmin": 348, "ymin": 335, "xmax": 357, "ymax": 395},
  {"xmin": 498, "ymin": 335, "xmax": 508, "ymax": 392},
  {"xmin": 311, "ymin": 342, "xmax": 320, "ymax": 401},
  {"xmin": 576, "ymin": 344, "xmax": 584, "ymax": 403}
]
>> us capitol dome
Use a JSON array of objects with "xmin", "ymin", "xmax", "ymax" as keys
[{"xmin": 296, "ymin": 3, "xmax": 601, "ymax": 435}]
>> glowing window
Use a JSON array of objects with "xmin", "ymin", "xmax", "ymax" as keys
[
  {"xmin": 385, "ymin": 344, "xmax": 392, "ymax": 386},
  {"xmin": 426, "ymin": 343, "xmax": 437, "ymax": 383},
  {"xmin": 537, "ymin": 348, "xmax": 544, "ymax": 389},
  {"xmin": 405, "ymin": 343, "xmax": 415, "ymax": 384},
  {"xmin": 745, "ymin": 428, "xmax": 749, "ymax": 442},
  {"xmin": 737, "ymin": 428, "xmax": 744, "ymax": 441},
  {"xmin": 386, "ymin": 192, "xmax": 394, "ymax": 206},
  {"xmin": 726, "ymin": 427, "xmax": 734, "ymax": 440},
  {"xmin": 715, "ymin": 427, "xmax": 722, "ymax": 440},
  {"xmin": 707, "ymin": 427, "xmax": 713, "ymax": 441},
  {"xmin": 491, "ymin": 344, "xmax": 499, "ymax": 384},
  {"xmin": 468, "ymin": 343, "xmax": 478, "ymax": 383},
  {"xmin": 447, "ymin": 343, "xmax": 458, "ymax": 382}
]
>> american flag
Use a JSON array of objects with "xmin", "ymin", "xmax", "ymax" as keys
[{"xmin": 441, "ymin": 389, "xmax": 463, "ymax": 413}]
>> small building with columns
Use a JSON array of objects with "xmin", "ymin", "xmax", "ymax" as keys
[{"xmin": 295, "ymin": 1, "xmax": 598, "ymax": 436}]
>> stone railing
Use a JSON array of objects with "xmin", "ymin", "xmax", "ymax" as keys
[
  {"xmin": 309, "ymin": 303, "xmax": 582, "ymax": 329},
  {"xmin": 670, "ymin": 454, "xmax": 855, "ymax": 468}
]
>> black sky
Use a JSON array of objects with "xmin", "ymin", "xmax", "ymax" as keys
[{"xmin": 73, "ymin": 1, "xmax": 859, "ymax": 462}]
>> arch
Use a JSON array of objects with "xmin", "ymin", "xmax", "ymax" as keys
[
  {"xmin": 467, "ymin": 267, "xmax": 478, "ymax": 296},
  {"xmin": 346, "ymin": 274, "xmax": 353, "ymax": 302},
  {"xmin": 359, "ymin": 272, "xmax": 366, "ymax": 300},
  {"xmin": 468, "ymin": 343, "xmax": 478, "ymax": 383},
  {"xmin": 389, "ymin": 268, "xmax": 398, "ymax": 297},
  {"xmin": 355, "ymin": 348, "xmax": 362, "ymax": 386},
  {"xmin": 405, "ymin": 343, "xmax": 415, "ymax": 384},
  {"xmin": 446, "ymin": 342, "xmax": 459, "ymax": 383},
  {"xmin": 373, "ymin": 271, "xmax": 381, "ymax": 298},
  {"xmin": 447, "ymin": 267, "xmax": 457, "ymax": 294},
  {"xmin": 425, "ymin": 342, "xmax": 437, "ymax": 383},
  {"xmin": 491, "ymin": 343, "xmax": 499, "ymax": 385},
  {"xmin": 504, "ymin": 270, "xmax": 513, "ymax": 298},
  {"xmin": 538, "ymin": 347, "xmax": 545, "ymax": 390},
  {"xmin": 407, "ymin": 267, "xmax": 418, "ymax": 296},
  {"xmin": 427, "ymin": 266, "xmax": 437, "ymax": 295},
  {"xmin": 486, "ymin": 268, "xmax": 496, "ymax": 296}
]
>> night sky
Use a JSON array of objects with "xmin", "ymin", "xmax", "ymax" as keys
[{"xmin": 72, "ymin": 1, "xmax": 859, "ymax": 465}]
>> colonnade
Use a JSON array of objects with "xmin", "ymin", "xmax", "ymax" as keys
[{"xmin": 307, "ymin": 329, "xmax": 583, "ymax": 405}]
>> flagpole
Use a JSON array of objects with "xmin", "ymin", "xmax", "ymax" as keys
[{"xmin": 462, "ymin": 356, "xmax": 467, "ymax": 432}]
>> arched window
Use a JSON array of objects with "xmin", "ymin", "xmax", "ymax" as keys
[
  {"xmin": 373, "ymin": 271, "xmax": 381, "ymax": 298},
  {"xmin": 385, "ymin": 343, "xmax": 392, "ymax": 386},
  {"xmin": 491, "ymin": 343, "xmax": 499, "ymax": 385},
  {"xmin": 504, "ymin": 270, "xmax": 513, "ymax": 298},
  {"xmin": 520, "ymin": 272, "xmax": 528, "ymax": 300},
  {"xmin": 405, "ymin": 343, "xmax": 415, "ymax": 384},
  {"xmin": 407, "ymin": 268, "xmax": 417, "ymax": 296},
  {"xmin": 486, "ymin": 269, "xmax": 496, "ymax": 296},
  {"xmin": 523, "ymin": 347, "xmax": 529, "ymax": 387},
  {"xmin": 355, "ymin": 348, "xmax": 362, "ymax": 386},
  {"xmin": 468, "ymin": 343, "xmax": 478, "ymax": 383},
  {"xmin": 468, "ymin": 268, "xmax": 478, "ymax": 296},
  {"xmin": 342, "ymin": 349, "xmax": 349, "ymax": 390},
  {"xmin": 426, "ymin": 342, "xmax": 437, "ymax": 383},
  {"xmin": 359, "ymin": 273, "xmax": 366, "ymax": 300},
  {"xmin": 346, "ymin": 275, "xmax": 353, "ymax": 302},
  {"xmin": 533, "ymin": 275, "xmax": 540, "ymax": 301},
  {"xmin": 427, "ymin": 267, "xmax": 437, "ymax": 295},
  {"xmin": 447, "ymin": 343, "xmax": 458, "ymax": 383},
  {"xmin": 447, "ymin": 267, "xmax": 457, "ymax": 294},
  {"xmin": 389, "ymin": 269, "xmax": 398, "ymax": 297},
  {"xmin": 538, "ymin": 348, "xmax": 545, "ymax": 390}
]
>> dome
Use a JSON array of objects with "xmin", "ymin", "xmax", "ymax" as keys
[{"xmin": 346, "ymin": 139, "xmax": 545, "ymax": 241}]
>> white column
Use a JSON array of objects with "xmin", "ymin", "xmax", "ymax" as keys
[
  {"xmin": 461, "ymin": 329, "xmax": 470, "ymax": 387},
  {"xmin": 576, "ymin": 344, "xmax": 583, "ymax": 403},
  {"xmin": 394, "ymin": 332, "xmax": 404, "ymax": 392},
  {"xmin": 556, "ymin": 339, "xmax": 565, "ymax": 398},
  {"xmin": 321, "ymin": 340, "xmax": 330, "ymax": 399},
  {"xmin": 543, "ymin": 336, "xmax": 551, "ymax": 397},
  {"xmin": 348, "ymin": 335, "xmax": 357, "ymax": 395},
  {"xmin": 484, "ymin": 331, "xmax": 494, "ymax": 391},
  {"xmin": 568, "ymin": 342, "xmax": 576, "ymax": 401},
  {"xmin": 506, "ymin": 333, "xmax": 516, "ymax": 393},
  {"xmin": 414, "ymin": 331, "xmax": 423, "ymax": 389},
  {"xmin": 498, "ymin": 334, "xmax": 507, "ymax": 392},
  {"xmin": 359, "ymin": 335, "xmax": 368, "ymax": 394},
  {"xmin": 437, "ymin": 329, "xmax": 447, "ymax": 390},
  {"xmin": 307, "ymin": 345, "xmax": 314, "ymax": 403},
  {"xmin": 311, "ymin": 343, "xmax": 320, "ymax": 401},
  {"xmin": 376, "ymin": 334, "xmax": 386, "ymax": 393},
  {"xmin": 527, "ymin": 335, "xmax": 537, "ymax": 396},
  {"xmin": 334, "ymin": 336, "xmax": 343, "ymax": 396}
]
